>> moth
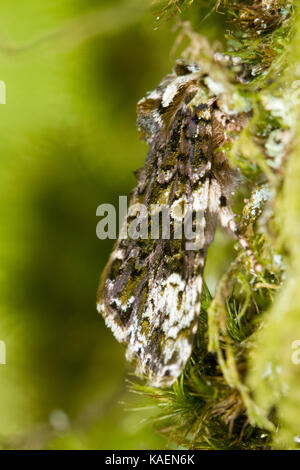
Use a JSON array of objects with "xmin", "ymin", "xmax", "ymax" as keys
[{"xmin": 97, "ymin": 59, "xmax": 259, "ymax": 387}]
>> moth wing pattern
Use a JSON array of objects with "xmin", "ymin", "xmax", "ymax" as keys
[{"xmin": 97, "ymin": 60, "xmax": 247, "ymax": 387}]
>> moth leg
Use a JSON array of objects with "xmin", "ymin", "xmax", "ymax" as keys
[{"xmin": 217, "ymin": 199, "xmax": 263, "ymax": 273}]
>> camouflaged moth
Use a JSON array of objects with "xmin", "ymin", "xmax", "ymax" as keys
[{"xmin": 97, "ymin": 59, "xmax": 259, "ymax": 387}]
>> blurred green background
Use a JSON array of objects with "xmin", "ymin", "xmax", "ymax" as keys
[{"xmin": 0, "ymin": 0, "xmax": 232, "ymax": 449}]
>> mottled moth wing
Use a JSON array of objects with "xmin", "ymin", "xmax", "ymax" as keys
[{"xmin": 97, "ymin": 60, "xmax": 245, "ymax": 387}]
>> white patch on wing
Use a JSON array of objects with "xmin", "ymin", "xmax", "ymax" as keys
[
  {"xmin": 111, "ymin": 249, "xmax": 124, "ymax": 261},
  {"xmin": 162, "ymin": 275, "xmax": 200, "ymax": 339},
  {"xmin": 124, "ymin": 269, "xmax": 202, "ymax": 387},
  {"xmin": 146, "ymin": 90, "xmax": 161, "ymax": 100},
  {"xmin": 162, "ymin": 76, "xmax": 192, "ymax": 108},
  {"xmin": 193, "ymin": 179, "xmax": 209, "ymax": 212},
  {"xmin": 97, "ymin": 301, "xmax": 127, "ymax": 343},
  {"xmin": 112, "ymin": 296, "xmax": 135, "ymax": 312},
  {"xmin": 151, "ymin": 337, "xmax": 192, "ymax": 387},
  {"xmin": 170, "ymin": 195, "xmax": 188, "ymax": 221},
  {"xmin": 96, "ymin": 302, "xmax": 102, "ymax": 313}
]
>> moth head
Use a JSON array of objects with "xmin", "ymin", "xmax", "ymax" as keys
[{"xmin": 137, "ymin": 59, "xmax": 204, "ymax": 144}]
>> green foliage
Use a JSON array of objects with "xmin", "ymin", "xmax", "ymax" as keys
[
  {"xmin": 247, "ymin": 18, "xmax": 300, "ymax": 448},
  {"xmin": 153, "ymin": 0, "xmax": 195, "ymax": 20},
  {"xmin": 0, "ymin": 0, "xmax": 299, "ymax": 450}
]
